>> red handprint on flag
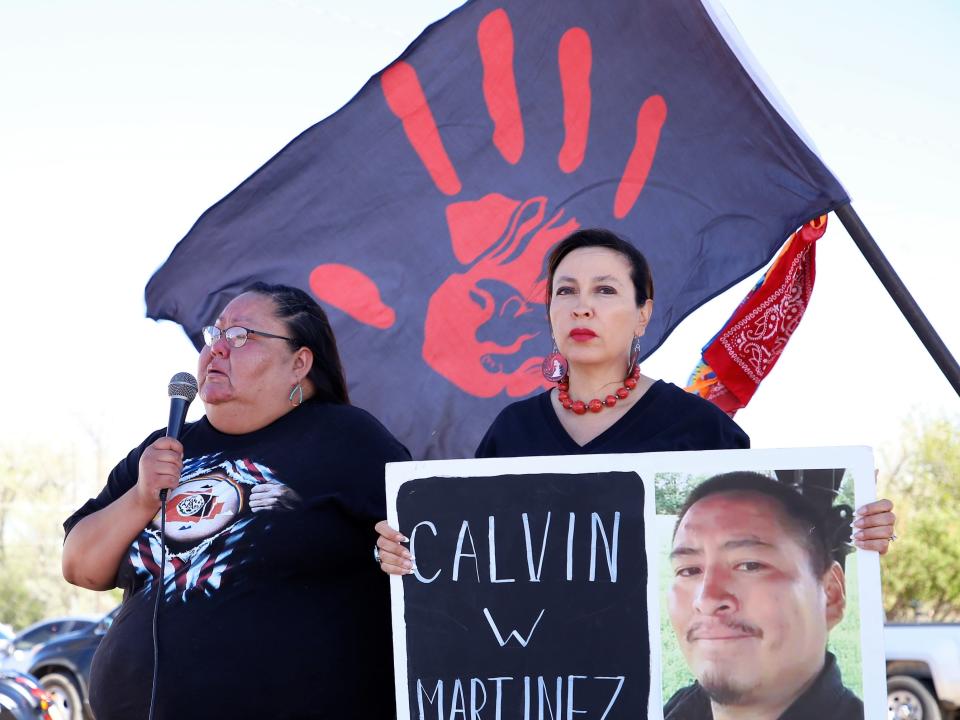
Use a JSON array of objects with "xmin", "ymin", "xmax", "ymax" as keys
[{"xmin": 310, "ymin": 8, "xmax": 667, "ymax": 398}]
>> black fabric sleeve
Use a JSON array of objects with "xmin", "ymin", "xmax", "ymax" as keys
[
  {"xmin": 675, "ymin": 388, "xmax": 750, "ymax": 451},
  {"xmin": 474, "ymin": 418, "xmax": 500, "ymax": 458},
  {"xmin": 312, "ymin": 406, "xmax": 411, "ymax": 522},
  {"xmin": 258, "ymin": 494, "xmax": 391, "ymax": 574},
  {"xmin": 702, "ymin": 415, "xmax": 750, "ymax": 450},
  {"xmin": 710, "ymin": 409, "xmax": 750, "ymax": 450},
  {"xmin": 473, "ymin": 401, "xmax": 525, "ymax": 458},
  {"xmin": 729, "ymin": 423, "xmax": 750, "ymax": 449},
  {"xmin": 63, "ymin": 428, "xmax": 165, "ymax": 538},
  {"xmin": 264, "ymin": 407, "xmax": 410, "ymax": 574}
]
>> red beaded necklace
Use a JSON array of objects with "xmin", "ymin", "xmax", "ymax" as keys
[{"xmin": 557, "ymin": 367, "xmax": 641, "ymax": 415}]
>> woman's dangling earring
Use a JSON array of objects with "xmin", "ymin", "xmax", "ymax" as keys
[
  {"xmin": 627, "ymin": 335, "xmax": 642, "ymax": 377},
  {"xmin": 289, "ymin": 382, "xmax": 304, "ymax": 407},
  {"xmin": 541, "ymin": 339, "xmax": 569, "ymax": 382}
]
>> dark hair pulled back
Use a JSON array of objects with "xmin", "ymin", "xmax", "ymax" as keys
[
  {"xmin": 244, "ymin": 282, "xmax": 350, "ymax": 405},
  {"xmin": 545, "ymin": 228, "xmax": 654, "ymax": 310}
]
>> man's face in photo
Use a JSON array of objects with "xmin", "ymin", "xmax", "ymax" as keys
[{"xmin": 668, "ymin": 491, "xmax": 845, "ymax": 709}]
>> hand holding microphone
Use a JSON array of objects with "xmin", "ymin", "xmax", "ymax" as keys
[{"xmin": 135, "ymin": 373, "xmax": 198, "ymax": 509}]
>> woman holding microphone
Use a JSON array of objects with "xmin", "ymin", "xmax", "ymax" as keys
[{"xmin": 63, "ymin": 283, "xmax": 408, "ymax": 719}]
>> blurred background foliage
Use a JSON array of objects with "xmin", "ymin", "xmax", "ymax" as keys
[
  {"xmin": 880, "ymin": 415, "xmax": 960, "ymax": 622},
  {"xmin": 0, "ymin": 443, "xmax": 120, "ymax": 629}
]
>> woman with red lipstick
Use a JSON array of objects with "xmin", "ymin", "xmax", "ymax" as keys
[
  {"xmin": 475, "ymin": 228, "xmax": 748, "ymax": 455},
  {"xmin": 375, "ymin": 229, "xmax": 895, "ymax": 574},
  {"xmin": 63, "ymin": 283, "xmax": 408, "ymax": 719}
]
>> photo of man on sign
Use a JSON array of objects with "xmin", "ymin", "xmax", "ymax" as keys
[{"xmin": 659, "ymin": 470, "xmax": 864, "ymax": 720}]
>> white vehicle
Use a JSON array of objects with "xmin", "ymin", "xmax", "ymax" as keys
[{"xmin": 887, "ymin": 623, "xmax": 960, "ymax": 720}]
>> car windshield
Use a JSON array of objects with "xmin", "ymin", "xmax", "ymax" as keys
[
  {"xmin": 14, "ymin": 626, "xmax": 61, "ymax": 651},
  {"xmin": 13, "ymin": 620, "xmax": 95, "ymax": 651}
]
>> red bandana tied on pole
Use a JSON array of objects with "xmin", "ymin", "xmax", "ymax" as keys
[{"xmin": 687, "ymin": 216, "xmax": 828, "ymax": 415}]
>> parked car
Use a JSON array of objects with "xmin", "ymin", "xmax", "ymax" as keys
[
  {"xmin": 0, "ymin": 670, "xmax": 65, "ymax": 720},
  {"xmin": 27, "ymin": 610, "xmax": 117, "ymax": 720},
  {"xmin": 887, "ymin": 622, "xmax": 960, "ymax": 720},
  {"xmin": 0, "ymin": 619, "xmax": 100, "ymax": 675}
]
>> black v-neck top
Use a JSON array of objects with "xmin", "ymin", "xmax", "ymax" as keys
[{"xmin": 475, "ymin": 380, "xmax": 749, "ymax": 457}]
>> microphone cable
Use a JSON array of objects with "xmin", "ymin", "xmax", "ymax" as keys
[
  {"xmin": 147, "ymin": 492, "xmax": 168, "ymax": 720},
  {"xmin": 147, "ymin": 372, "xmax": 196, "ymax": 720}
]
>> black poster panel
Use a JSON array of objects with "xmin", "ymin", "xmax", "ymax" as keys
[{"xmin": 395, "ymin": 471, "xmax": 648, "ymax": 719}]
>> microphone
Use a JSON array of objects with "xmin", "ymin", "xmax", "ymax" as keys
[{"xmin": 161, "ymin": 372, "xmax": 198, "ymax": 501}]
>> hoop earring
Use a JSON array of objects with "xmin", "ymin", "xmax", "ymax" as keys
[
  {"xmin": 289, "ymin": 382, "xmax": 304, "ymax": 407},
  {"xmin": 627, "ymin": 335, "xmax": 642, "ymax": 377},
  {"xmin": 541, "ymin": 339, "xmax": 568, "ymax": 382}
]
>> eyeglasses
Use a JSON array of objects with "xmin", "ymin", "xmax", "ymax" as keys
[{"xmin": 201, "ymin": 325, "xmax": 294, "ymax": 349}]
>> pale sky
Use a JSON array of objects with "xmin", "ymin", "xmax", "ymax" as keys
[{"xmin": 2, "ymin": 1, "xmax": 957, "ymax": 478}]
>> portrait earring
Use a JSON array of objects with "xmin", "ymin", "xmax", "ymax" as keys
[
  {"xmin": 541, "ymin": 339, "xmax": 569, "ymax": 382},
  {"xmin": 289, "ymin": 382, "xmax": 304, "ymax": 407},
  {"xmin": 627, "ymin": 335, "xmax": 642, "ymax": 377}
]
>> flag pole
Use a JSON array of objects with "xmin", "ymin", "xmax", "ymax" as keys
[{"xmin": 834, "ymin": 203, "xmax": 960, "ymax": 396}]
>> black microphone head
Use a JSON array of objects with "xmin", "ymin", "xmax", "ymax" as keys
[{"xmin": 168, "ymin": 372, "xmax": 199, "ymax": 402}]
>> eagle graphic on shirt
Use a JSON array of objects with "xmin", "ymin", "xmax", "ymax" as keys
[{"xmin": 127, "ymin": 453, "xmax": 301, "ymax": 602}]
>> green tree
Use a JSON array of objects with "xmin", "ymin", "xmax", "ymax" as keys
[
  {"xmin": 655, "ymin": 472, "xmax": 711, "ymax": 514},
  {"xmin": 0, "ymin": 566, "xmax": 45, "ymax": 629},
  {"xmin": 880, "ymin": 415, "xmax": 960, "ymax": 621},
  {"xmin": 0, "ymin": 444, "xmax": 119, "ymax": 629}
]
